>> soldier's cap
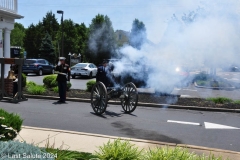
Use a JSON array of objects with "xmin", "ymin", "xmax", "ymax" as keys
[
  {"xmin": 59, "ymin": 57, "xmax": 66, "ymax": 60},
  {"xmin": 102, "ymin": 60, "xmax": 108, "ymax": 64}
]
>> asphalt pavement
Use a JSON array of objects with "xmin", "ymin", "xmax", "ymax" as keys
[{"xmin": 1, "ymin": 99, "xmax": 240, "ymax": 152}]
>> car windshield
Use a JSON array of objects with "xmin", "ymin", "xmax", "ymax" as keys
[
  {"xmin": 74, "ymin": 63, "xmax": 87, "ymax": 68},
  {"xmin": 24, "ymin": 60, "xmax": 36, "ymax": 65}
]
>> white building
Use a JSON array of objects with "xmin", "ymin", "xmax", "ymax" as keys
[{"xmin": 0, "ymin": 0, "xmax": 23, "ymax": 76}]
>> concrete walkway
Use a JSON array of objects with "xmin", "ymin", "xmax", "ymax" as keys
[{"xmin": 16, "ymin": 126, "xmax": 240, "ymax": 160}]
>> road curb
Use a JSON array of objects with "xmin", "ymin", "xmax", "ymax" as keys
[
  {"xmin": 21, "ymin": 126, "xmax": 240, "ymax": 156},
  {"xmin": 25, "ymin": 94, "xmax": 240, "ymax": 113},
  {"xmin": 194, "ymin": 82, "xmax": 235, "ymax": 90}
]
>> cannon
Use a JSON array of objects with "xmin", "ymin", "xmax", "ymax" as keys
[{"xmin": 90, "ymin": 81, "xmax": 138, "ymax": 115}]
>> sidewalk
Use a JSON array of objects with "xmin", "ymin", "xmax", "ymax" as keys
[{"xmin": 16, "ymin": 126, "xmax": 240, "ymax": 160}]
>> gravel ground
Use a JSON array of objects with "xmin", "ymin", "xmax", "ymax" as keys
[{"xmin": 24, "ymin": 89, "xmax": 240, "ymax": 109}]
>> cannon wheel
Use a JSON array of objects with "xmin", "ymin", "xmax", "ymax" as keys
[
  {"xmin": 121, "ymin": 82, "xmax": 138, "ymax": 113},
  {"xmin": 91, "ymin": 82, "xmax": 108, "ymax": 115}
]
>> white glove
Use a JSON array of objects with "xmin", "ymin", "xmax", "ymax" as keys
[{"xmin": 57, "ymin": 61, "xmax": 61, "ymax": 66}]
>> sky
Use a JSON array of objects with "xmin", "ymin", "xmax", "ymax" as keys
[{"xmin": 16, "ymin": 0, "xmax": 201, "ymax": 44}]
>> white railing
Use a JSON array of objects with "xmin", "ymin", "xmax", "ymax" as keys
[{"xmin": 0, "ymin": 0, "xmax": 17, "ymax": 13}]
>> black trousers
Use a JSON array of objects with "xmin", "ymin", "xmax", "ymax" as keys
[{"xmin": 58, "ymin": 81, "xmax": 67, "ymax": 102}]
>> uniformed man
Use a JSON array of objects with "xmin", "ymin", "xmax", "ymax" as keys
[
  {"xmin": 96, "ymin": 60, "xmax": 111, "ymax": 87},
  {"xmin": 55, "ymin": 57, "xmax": 70, "ymax": 103}
]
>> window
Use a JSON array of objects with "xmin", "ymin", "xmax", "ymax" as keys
[
  {"xmin": 89, "ymin": 64, "xmax": 94, "ymax": 68},
  {"xmin": 76, "ymin": 63, "xmax": 87, "ymax": 67},
  {"xmin": 24, "ymin": 60, "xmax": 36, "ymax": 64},
  {"xmin": 38, "ymin": 60, "xmax": 46, "ymax": 64},
  {"xmin": 45, "ymin": 60, "xmax": 49, "ymax": 65},
  {"xmin": 92, "ymin": 64, "xmax": 97, "ymax": 68}
]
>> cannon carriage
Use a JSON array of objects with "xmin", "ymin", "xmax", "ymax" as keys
[
  {"xmin": 90, "ymin": 81, "xmax": 138, "ymax": 115},
  {"xmin": 90, "ymin": 60, "xmax": 139, "ymax": 115}
]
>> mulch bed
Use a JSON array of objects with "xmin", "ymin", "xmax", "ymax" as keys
[{"xmin": 23, "ymin": 89, "xmax": 240, "ymax": 110}]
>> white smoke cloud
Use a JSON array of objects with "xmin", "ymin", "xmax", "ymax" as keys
[{"xmin": 112, "ymin": 0, "xmax": 240, "ymax": 94}]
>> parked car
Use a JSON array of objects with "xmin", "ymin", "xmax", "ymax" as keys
[
  {"xmin": 22, "ymin": 59, "xmax": 55, "ymax": 76},
  {"xmin": 70, "ymin": 63, "xmax": 97, "ymax": 79}
]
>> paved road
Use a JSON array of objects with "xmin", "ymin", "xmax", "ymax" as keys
[{"xmin": 1, "ymin": 99, "xmax": 239, "ymax": 152}]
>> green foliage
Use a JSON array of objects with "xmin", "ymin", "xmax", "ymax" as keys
[
  {"xmin": 0, "ymin": 140, "xmax": 54, "ymax": 160},
  {"xmin": 143, "ymin": 147, "xmax": 196, "ymax": 160},
  {"xmin": 206, "ymin": 97, "xmax": 233, "ymax": 104},
  {"xmin": 53, "ymin": 86, "xmax": 58, "ymax": 93},
  {"xmin": 23, "ymin": 22, "xmax": 44, "ymax": 59},
  {"xmin": 234, "ymin": 100, "xmax": 240, "ymax": 104},
  {"xmin": 26, "ymin": 81, "xmax": 37, "ymax": 87},
  {"xmin": 94, "ymin": 138, "xmax": 143, "ymax": 160},
  {"xmin": 87, "ymin": 14, "xmax": 116, "ymax": 65},
  {"xmin": 23, "ymin": 11, "xmax": 59, "ymax": 59},
  {"xmin": 39, "ymin": 31, "xmax": 55, "ymax": 64},
  {"xmin": 143, "ymin": 147, "xmax": 223, "ymax": 160},
  {"xmin": 0, "ymin": 109, "xmax": 23, "ymax": 141},
  {"xmin": 11, "ymin": 22, "xmax": 25, "ymax": 47},
  {"xmin": 67, "ymin": 82, "xmax": 72, "ymax": 91},
  {"xmin": 22, "ymin": 73, "xmax": 27, "ymax": 88},
  {"xmin": 86, "ymin": 80, "xmax": 96, "ymax": 92},
  {"xmin": 50, "ymin": 79, "xmax": 58, "ymax": 88},
  {"xmin": 43, "ymin": 75, "xmax": 57, "ymax": 88},
  {"xmin": 130, "ymin": 19, "xmax": 147, "ymax": 50},
  {"xmin": 27, "ymin": 85, "xmax": 46, "ymax": 95}
]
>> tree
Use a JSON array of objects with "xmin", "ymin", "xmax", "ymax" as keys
[
  {"xmin": 10, "ymin": 22, "xmax": 25, "ymax": 47},
  {"xmin": 42, "ymin": 11, "xmax": 59, "ymax": 41},
  {"xmin": 23, "ymin": 22, "xmax": 44, "ymax": 58},
  {"xmin": 87, "ymin": 14, "xmax": 116, "ymax": 65},
  {"xmin": 39, "ymin": 32, "xmax": 55, "ymax": 64},
  {"xmin": 75, "ymin": 23, "xmax": 89, "ymax": 62},
  {"xmin": 129, "ymin": 19, "xmax": 147, "ymax": 50},
  {"xmin": 57, "ymin": 19, "xmax": 80, "ymax": 62}
]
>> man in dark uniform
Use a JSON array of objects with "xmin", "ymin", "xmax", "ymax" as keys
[
  {"xmin": 55, "ymin": 57, "xmax": 70, "ymax": 103},
  {"xmin": 96, "ymin": 60, "xmax": 111, "ymax": 87}
]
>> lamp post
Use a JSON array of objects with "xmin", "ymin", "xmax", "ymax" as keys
[
  {"xmin": 68, "ymin": 52, "xmax": 72, "ymax": 67},
  {"xmin": 57, "ymin": 10, "xmax": 64, "ymax": 57}
]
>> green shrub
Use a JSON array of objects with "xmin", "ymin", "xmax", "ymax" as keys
[
  {"xmin": 53, "ymin": 86, "xmax": 58, "ymax": 93},
  {"xmin": 0, "ymin": 109, "xmax": 23, "ymax": 141},
  {"xmin": 234, "ymin": 100, "xmax": 240, "ymax": 104},
  {"xmin": 27, "ymin": 85, "xmax": 46, "ymax": 95},
  {"xmin": 22, "ymin": 73, "xmax": 27, "ymax": 88},
  {"xmin": 94, "ymin": 138, "xmax": 143, "ymax": 160},
  {"xmin": 206, "ymin": 97, "xmax": 233, "ymax": 104},
  {"xmin": 50, "ymin": 79, "xmax": 58, "ymax": 88},
  {"xmin": 86, "ymin": 80, "xmax": 96, "ymax": 92},
  {"xmin": 143, "ymin": 147, "xmax": 223, "ymax": 160},
  {"xmin": 143, "ymin": 147, "xmax": 196, "ymax": 160},
  {"xmin": 67, "ymin": 82, "xmax": 72, "ymax": 91},
  {"xmin": 26, "ymin": 81, "xmax": 37, "ymax": 87},
  {"xmin": 43, "ymin": 75, "xmax": 57, "ymax": 88},
  {"xmin": 0, "ymin": 140, "xmax": 55, "ymax": 160}
]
